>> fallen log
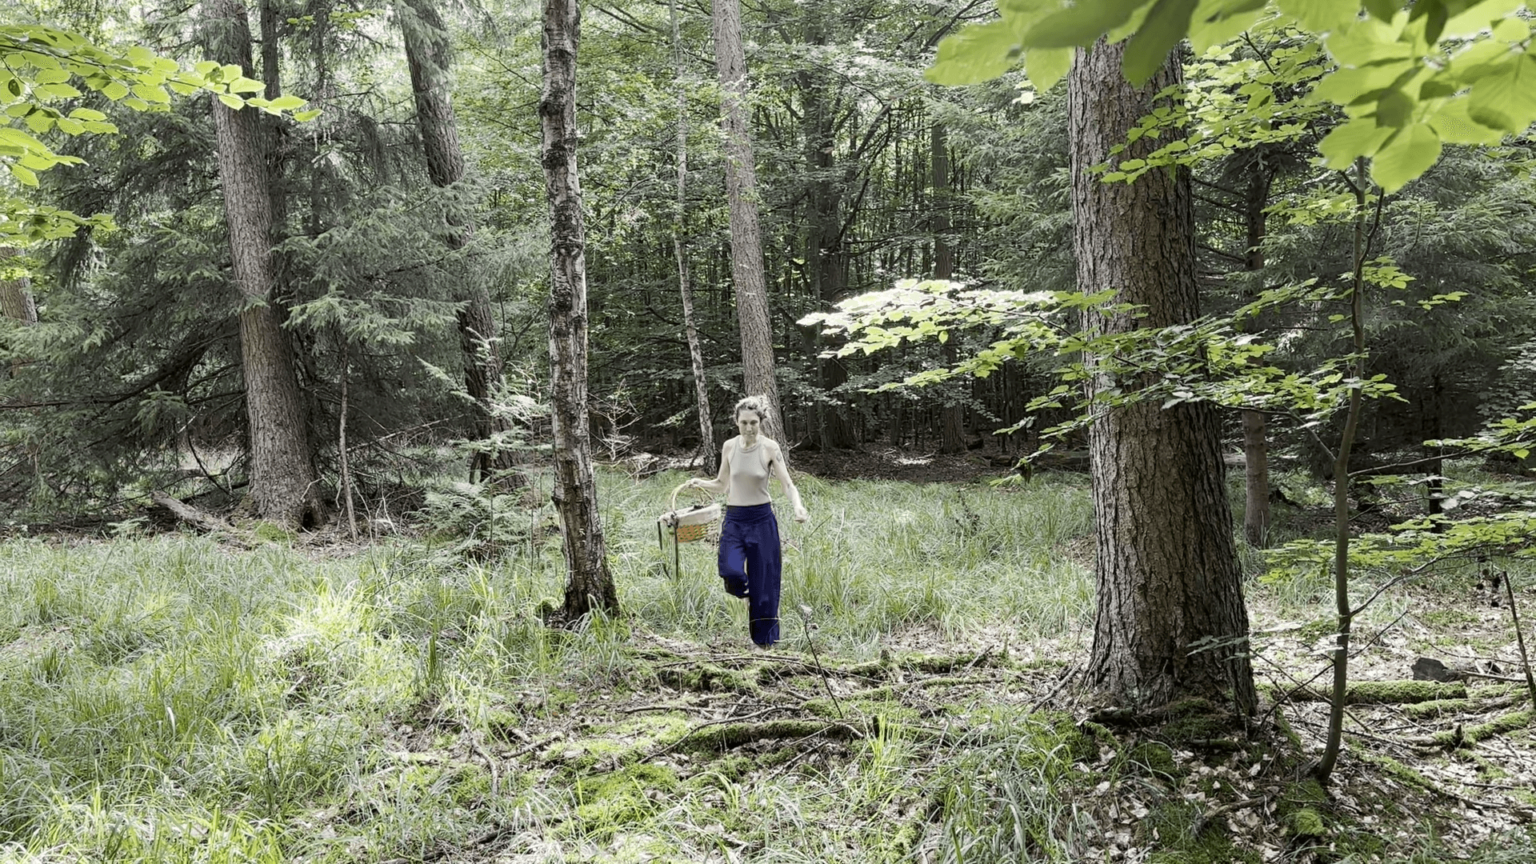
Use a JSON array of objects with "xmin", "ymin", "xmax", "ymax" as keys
[{"xmin": 1285, "ymin": 680, "xmax": 1467, "ymax": 705}]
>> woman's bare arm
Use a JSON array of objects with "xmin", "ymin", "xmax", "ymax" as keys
[
  {"xmin": 689, "ymin": 439, "xmax": 732, "ymax": 496},
  {"xmin": 769, "ymin": 441, "xmax": 808, "ymax": 522}
]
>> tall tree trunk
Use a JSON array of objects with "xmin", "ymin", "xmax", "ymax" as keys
[
  {"xmin": 672, "ymin": 0, "xmax": 716, "ymax": 474},
  {"xmin": 0, "ymin": 249, "xmax": 37, "ymax": 381},
  {"xmin": 801, "ymin": 58, "xmax": 856, "ymax": 450},
  {"xmin": 541, "ymin": 0, "xmax": 617, "ymax": 620},
  {"xmin": 1426, "ymin": 373, "xmax": 1445, "ymax": 524},
  {"xmin": 400, "ymin": 0, "xmax": 512, "ymax": 483},
  {"xmin": 1071, "ymin": 40, "xmax": 1255, "ymax": 713},
  {"xmin": 0, "ymin": 247, "xmax": 37, "ymax": 379},
  {"xmin": 206, "ymin": 0, "xmax": 322, "ymax": 529},
  {"xmin": 711, "ymin": 0, "xmax": 785, "ymax": 444},
  {"xmin": 1241, "ymin": 158, "xmax": 1274, "ymax": 547},
  {"xmin": 934, "ymin": 121, "xmax": 966, "ymax": 454}
]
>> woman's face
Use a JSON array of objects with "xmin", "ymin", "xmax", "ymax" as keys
[{"xmin": 736, "ymin": 409, "xmax": 761, "ymax": 441}]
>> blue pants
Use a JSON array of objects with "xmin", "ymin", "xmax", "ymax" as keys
[{"xmin": 718, "ymin": 503, "xmax": 781, "ymax": 646}]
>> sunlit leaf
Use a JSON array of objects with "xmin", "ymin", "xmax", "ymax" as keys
[
  {"xmin": 927, "ymin": 21, "xmax": 1022, "ymax": 85},
  {"xmin": 1370, "ymin": 122, "xmax": 1441, "ymax": 192}
]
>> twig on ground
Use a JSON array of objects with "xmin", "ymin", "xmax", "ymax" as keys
[
  {"xmin": 1026, "ymin": 662, "xmax": 1080, "ymax": 713},
  {"xmin": 651, "ymin": 706, "xmax": 782, "ymax": 757},
  {"xmin": 1500, "ymin": 573, "xmax": 1536, "ymax": 712},
  {"xmin": 468, "ymin": 732, "xmax": 500, "ymax": 799},
  {"xmin": 798, "ymin": 605, "xmax": 844, "ymax": 720},
  {"xmin": 616, "ymin": 702, "xmax": 693, "ymax": 715},
  {"xmin": 1191, "ymin": 794, "xmax": 1268, "ymax": 836},
  {"xmin": 505, "ymin": 733, "xmax": 565, "ymax": 762}
]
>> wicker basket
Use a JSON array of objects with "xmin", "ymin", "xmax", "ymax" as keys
[
  {"xmin": 657, "ymin": 482, "xmax": 721, "ymax": 580},
  {"xmin": 657, "ymin": 482, "xmax": 721, "ymax": 546}
]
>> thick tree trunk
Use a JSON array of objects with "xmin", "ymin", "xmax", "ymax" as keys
[
  {"xmin": 711, "ymin": 0, "xmax": 785, "ymax": 445},
  {"xmin": 400, "ymin": 0, "xmax": 512, "ymax": 483},
  {"xmin": 1071, "ymin": 40, "xmax": 1255, "ymax": 713},
  {"xmin": 206, "ymin": 0, "xmax": 322, "ymax": 529},
  {"xmin": 541, "ymin": 0, "xmax": 617, "ymax": 620},
  {"xmin": 671, "ymin": 0, "xmax": 716, "ymax": 474},
  {"xmin": 1241, "ymin": 161, "xmax": 1274, "ymax": 547},
  {"xmin": 934, "ymin": 121, "xmax": 966, "ymax": 454},
  {"xmin": 1, "ymin": 247, "xmax": 37, "ymax": 379}
]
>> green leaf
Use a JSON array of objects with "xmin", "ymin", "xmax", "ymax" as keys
[
  {"xmin": 1189, "ymin": 0, "xmax": 1267, "ymax": 52},
  {"xmin": 10, "ymin": 164, "xmax": 38, "ymax": 187},
  {"xmin": 23, "ymin": 112, "xmax": 54, "ymax": 134},
  {"xmin": 1024, "ymin": 0, "xmax": 1152, "ymax": 49},
  {"xmin": 1318, "ymin": 116, "xmax": 1394, "ymax": 166},
  {"xmin": 1490, "ymin": 14, "xmax": 1529, "ymax": 42},
  {"xmin": 1275, "ymin": 0, "xmax": 1360, "ymax": 33},
  {"xmin": 1370, "ymin": 122, "xmax": 1441, "ymax": 192},
  {"xmin": 1310, "ymin": 60, "xmax": 1415, "ymax": 106},
  {"xmin": 1123, "ymin": 0, "xmax": 1199, "ymax": 85},
  {"xmin": 927, "ymin": 21, "xmax": 1022, "ymax": 85},
  {"xmin": 267, "ymin": 94, "xmax": 307, "ymax": 111},
  {"xmin": 131, "ymin": 82, "xmax": 170, "ymax": 103},
  {"xmin": 101, "ymin": 80, "xmax": 129, "ymax": 100},
  {"xmin": 228, "ymin": 76, "xmax": 265, "ymax": 94},
  {"xmin": 1375, "ymin": 88, "xmax": 1414, "ymax": 126},
  {"xmin": 1467, "ymin": 53, "xmax": 1536, "ymax": 132},
  {"xmin": 1426, "ymin": 97, "xmax": 1505, "ymax": 144},
  {"xmin": 1362, "ymin": 0, "xmax": 1400, "ymax": 22},
  {"xmin": 1024, "ymin": 46, "xmax": 1073, "ymax": 91},
  {"xmin": 217, "ymin": 93, "xmax": 244, "ymax": 110},
  {"xmin": 1412, "ymin": 0, "xmax": 1450, "ymax": 44},
  {"xmin": 1444, "ymin": 0, "xmax": 1525, "ymax": 39}
]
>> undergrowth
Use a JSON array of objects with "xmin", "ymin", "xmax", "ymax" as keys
[{"xmin": 0, "ymin": 467, "xmax": 1532, "ymax": 862}]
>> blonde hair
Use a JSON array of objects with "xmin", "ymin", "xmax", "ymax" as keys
[{"xmin": 734, "ymin": 395, "xmax": 771, "ymax": 422}]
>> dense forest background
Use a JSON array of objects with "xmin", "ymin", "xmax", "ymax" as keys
[
  {"xmin": 4, "ymin": 0, "xmax": 1536, "ymax": 859},
  {"xmin": 4, "ymin": 0, "xmax": 1535, "ymax": 533},
  {"xmin": 2, "ymin": 0, "xmax": 1534, "ymax": 529}
]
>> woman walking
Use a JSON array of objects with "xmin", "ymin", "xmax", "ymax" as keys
[{"xmin": 687, "ymin": 396, "xmax": 808, "ymax": 647}]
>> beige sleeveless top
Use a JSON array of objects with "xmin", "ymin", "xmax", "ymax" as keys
[{"xmin": 727, "ymin": 438, "xmax": 772, "ymax": 506}]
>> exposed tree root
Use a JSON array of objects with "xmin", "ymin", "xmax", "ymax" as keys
[{"xmin": 150, "ymin": 490, "xmax": 256, "ymax": 547}]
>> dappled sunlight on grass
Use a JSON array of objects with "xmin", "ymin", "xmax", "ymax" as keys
[{"xmin": 3, "ymin": 466, "xmax": 1533, "ymax": 861}]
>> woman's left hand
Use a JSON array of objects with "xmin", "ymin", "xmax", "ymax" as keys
[{"xmin": 793, "ymin": 505, "xmax": 808, "ymax": 523}]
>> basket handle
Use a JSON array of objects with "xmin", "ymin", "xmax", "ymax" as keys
[{"xmin": 670, "ymin": 480, "xmax": 712, "ymax": 512}]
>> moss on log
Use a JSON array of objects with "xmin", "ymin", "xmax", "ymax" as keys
[{"xmin": 1289, "ymin": 680, "xmax": 1467, "ymax": 705}]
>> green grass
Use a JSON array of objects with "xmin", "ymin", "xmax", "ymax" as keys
[
  {"xmin": 1, "ymin": 466, "xmax": 1533, "ymax": 862},
  {"xmin": 614, "ymin": 469, "xmax": 1095, "ymax": 652}
]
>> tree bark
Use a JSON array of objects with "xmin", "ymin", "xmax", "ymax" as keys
[
  {"xmin": 1240, "ymin": 159, "xmax": 1274, "ymax": 547},
  {"xmin": 934, "ymin": 121, "xmax": 966, "ymax": 454},
  {"xmin": 400, "ymin": 0, "xmax": 513, "ymax": 483},
  {"xmin": 541, "ymin": 0, "xmax": 618, "ymax": 620},
  {"xmin": 0, "ymin": 247, "xmax": 37, "ymax": 379},
  {"xmin": 711, "ymin": 0, "xmax": 785, "ymax": 445},
  {"xmin": 671, "ymin": 0, "xmax": 716, "ymax": 474},
  {"xmin": 1071, "ymin": 39, "xmax": 1255, "ymax": 713},
  {"xmin": 206, "ymin": 0, "xmax": 322, "ymax": 529},
  {"xmin": 801, "ymin": 57, "xmax": 856, "ymax": 450}
]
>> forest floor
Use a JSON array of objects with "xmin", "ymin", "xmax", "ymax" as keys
[{"xmin": 1, "ymin": 463, "xmax": 1535, "ymax": 862}]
